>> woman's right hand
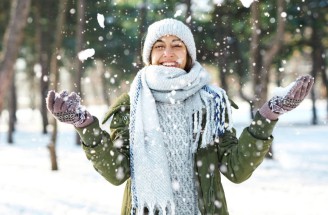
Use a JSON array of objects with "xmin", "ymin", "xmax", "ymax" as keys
[{"xmin": 46, "ymin": 90, "xmax": 94, "ymax": 128}]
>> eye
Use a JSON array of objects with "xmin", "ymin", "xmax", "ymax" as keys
[
  {"xmin": 172, "ymin": 42, "xmax": 183, "ymax": 48},
  {"xmin": 153, "ymin": 44, "xmax": 165, "ymax": 50}
]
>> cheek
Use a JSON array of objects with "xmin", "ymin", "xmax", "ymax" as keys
[
  {"xmin": 180, "ymin": 50, "xmax": 187, "ymax": 58},
  {"xmin": 178, "ymin": 51, "xmax": 187, "ymax": 63},
  {"xmin": 150, "ymin": 52, "xmax": 160, "ymax": 64}
]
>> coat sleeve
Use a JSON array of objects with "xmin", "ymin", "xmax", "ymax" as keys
[
  {"xmin": 217, "ymin": 111, "xmax": 277, "ymax": 183},
  {"xmin": 75, "ymin": 94, "xmax": 131, "ymax": 186}
]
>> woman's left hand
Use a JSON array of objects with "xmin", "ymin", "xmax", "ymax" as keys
[{"xmin": 259, "ymin": 75, "xmax": 314, "ymax": 120}]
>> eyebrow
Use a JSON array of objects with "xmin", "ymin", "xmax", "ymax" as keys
[{"xmin": 155, "ymin": 38, "xmax": 183, "ymax": 43}]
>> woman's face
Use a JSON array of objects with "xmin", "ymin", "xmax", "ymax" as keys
[{"xmin": 150, "ymin": 35, "xmax": 187, "ymax": 70}]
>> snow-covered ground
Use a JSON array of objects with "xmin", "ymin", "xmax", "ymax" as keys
[{"xmin": 0, "ymin": 99, "xmax": 327, "ymax": 215}]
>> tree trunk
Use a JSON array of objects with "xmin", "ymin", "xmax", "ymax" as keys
[
  {"xmin": 34, "ymin": 0, "xmax": 54, "ymax": 134},
  {"xmin": 101, "ymin": 64, "xmax": 110, "ymax": 105},
  {"xmin": 262, "ymin": 0, "xmax": 286, "ymax": 102},
  {"xmin": 47, "ymin": 132, "xmax": 58, "ymax": 170},
  {"xmin": 310, "ymin": 16, "xmax": 320, "ymax": 125},
  {"xmin": 136, "ymin": 0, "xmax": 147, "ymax": 68},
  {"xmin": 48, "ymin": 0, "xmax": 68, "ymax": 171},
  {"xmin": 0, "ymin": 0, "xmax": 31, "ymax": 111},
  {"xmin": 321, "ymin": 54, "xmax": 328, "ymax": 115},
  {"xmin": 250, "ymin": 0, "xmax": 285, "ymax": 110},
  {"xmin": 8, "ymin": 72, "xmax": 17, "ymax": 144},
  {"xmin": 75, "ymin": 0, "xmax": 85, "ymax": 145},
  {"xmin": 315, "ymin": 16, "xmax": 328, "ymax": 118},
  {"xmin": 249, "ymin": 1, "xmax": 262, "ymax": 111},
  {"xmin": 213, "ymin": 6, "xmax": 228, "ymax": 91}
]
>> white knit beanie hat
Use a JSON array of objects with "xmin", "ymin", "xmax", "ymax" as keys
[{"xmin": 142, "ymin": 18, "xmax": 196, "ymax": 65}]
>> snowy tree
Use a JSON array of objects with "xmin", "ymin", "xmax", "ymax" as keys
[{"xmin": 0, "ymin": 0, "xmax": 31, "ymax": 111}]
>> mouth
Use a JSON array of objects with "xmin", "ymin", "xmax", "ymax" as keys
[{"xmin": 161, "ymin": 62, "xmax": 179, "ymax": 67}]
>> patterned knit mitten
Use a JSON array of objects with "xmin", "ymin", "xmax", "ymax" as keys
[
  {"xmin": 259, "ymin": 75, "xmax": 314, "ymax": 120},
  {"xmin": 46, "ymin": 90, "xmax": 94, "ymax": 128}
]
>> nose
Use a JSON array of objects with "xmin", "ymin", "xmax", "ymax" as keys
[{"xmin": 163, "ymin": 47, "xmax": 174, "ymax": 57}]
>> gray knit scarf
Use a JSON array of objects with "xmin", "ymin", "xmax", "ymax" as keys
[{"xmin": 129, "ymin": 62, "xmax": 233, "ymax": 215}]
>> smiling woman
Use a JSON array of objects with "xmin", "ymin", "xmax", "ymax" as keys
[
  {"xmin": 45, "ymin": 18, "xmax": 314, "ymax": 215},
  {"xmin": 142, "ymin": 19, "xmax": 196, "ymax": 74}
]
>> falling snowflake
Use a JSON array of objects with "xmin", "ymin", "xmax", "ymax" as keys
[
  {"xmin": 78, "ymin": 48, "xmax": 95, "ymax": 62},
  {"xmin": 97, "ymin": 13, "xmax": 105, "ymax": 28},
  {"xmin": 186, "ymin": 16, "xmax": 192, "ymax": 23},
  {"xmin": 239, "ymin": 0, "xmax": 255, "ymax": 8},
  {"xmin": 174, "ymin": 10, "xmax": 182, "ymax": 18}
]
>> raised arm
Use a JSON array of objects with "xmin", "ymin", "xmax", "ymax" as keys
[{"xmin": 45, "ymin": 91, "xmax": 131, "ymax": 185}]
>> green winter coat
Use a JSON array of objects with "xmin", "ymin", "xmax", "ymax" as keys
[{"xmin": 76, "ymin": 93, "xmax": 277, "ymax": 215}]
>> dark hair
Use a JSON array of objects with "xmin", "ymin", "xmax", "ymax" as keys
[{"xmin": 184, "ymin": 53, "xmax": 193, "ymax": 72}]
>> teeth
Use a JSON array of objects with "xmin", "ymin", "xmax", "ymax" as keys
[{"xmin": 162, "ymin": 62, "xmax": 176, "ymax": 66}]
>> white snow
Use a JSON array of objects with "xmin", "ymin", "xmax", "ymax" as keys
[
  {"xmin": 272, "ymin": 81, "xmax": 295, "ymax": 97},
  {"xmin": 78, "ymin": 48, "xmax": 95, "ymax": 62},
  {"xmin": 97, "ymin": 13, "xmax": 105, "ymax": 29},
  {"xmin": 0, "ymin": 99, "xmax": 327, "ymax": 215}
]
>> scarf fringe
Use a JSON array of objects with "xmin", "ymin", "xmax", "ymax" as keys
[
  {"xmin": 137, "ymin": 202, "xmax": 175, "ymax": 215},
  {"xmin": 194, "ymin": 85, "xmax": 233, "ymax": 149}
]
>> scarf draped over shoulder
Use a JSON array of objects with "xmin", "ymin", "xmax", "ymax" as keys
[{"xmin": 129, "ymin": 62, "xmax": 233, "ymax": 215}]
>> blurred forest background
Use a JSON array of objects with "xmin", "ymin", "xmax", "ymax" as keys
[{"xmin": 0, "ymin": 0, "xmax": 327, "ymax": 169}]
